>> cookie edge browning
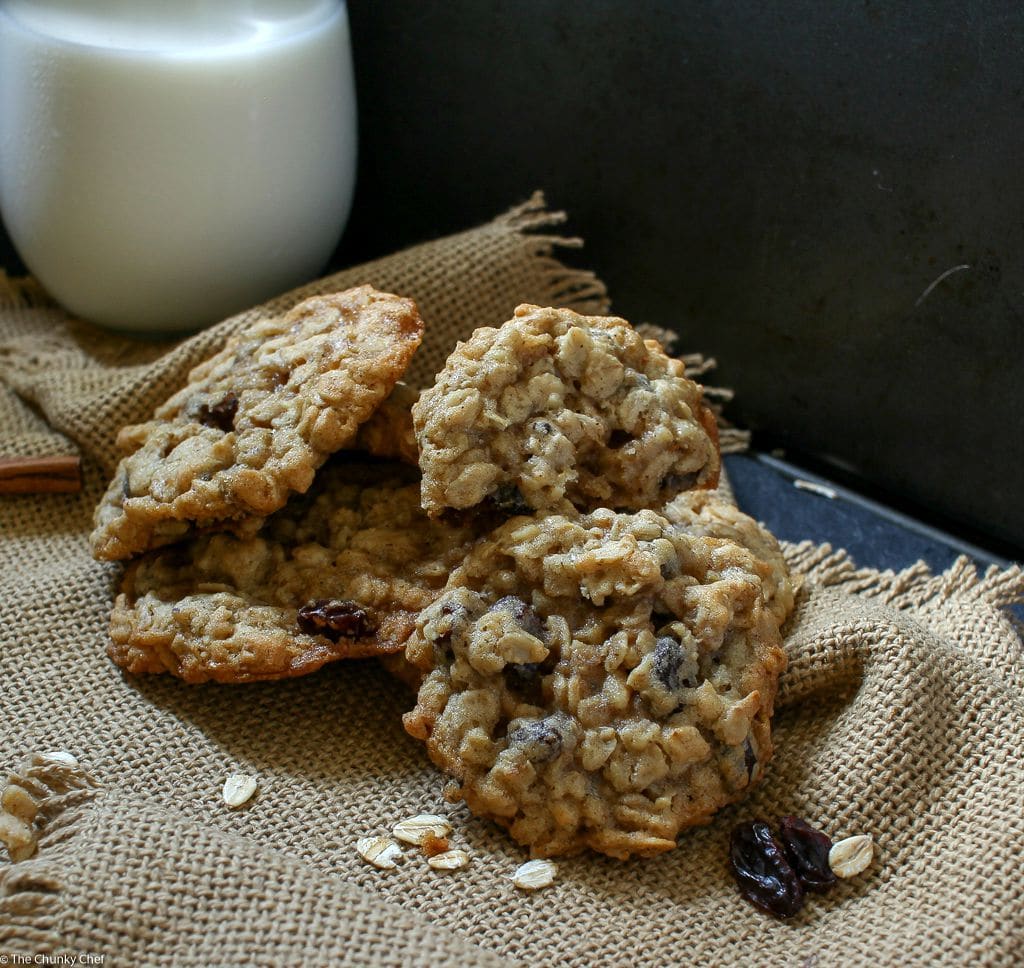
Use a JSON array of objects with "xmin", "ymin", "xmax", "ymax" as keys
[
  {"xmin": 90, "ymin": 286, "xmax": 426, "ymax": 561},
  {"xmin": 354, "ymin": 381, "xmax": 420, "ymax": 466}
]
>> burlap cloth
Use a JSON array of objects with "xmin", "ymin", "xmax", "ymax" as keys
[{"xmin": 1, "ymin": 195, "xmax": 1022, "ymax": 967}]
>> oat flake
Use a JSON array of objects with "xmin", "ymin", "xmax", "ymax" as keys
[
  {"xmin": 513, "ymin": 858, "xmax": 557, "ymax": 890},
  {"xmin": 392, "ymin": 813, "xmax": 452, "ymax": 846},
  {"xmin": 357, "ymin": 836, "xmax": 403, "ymax": 870},
  {"xmin": 222, "ymin": 774, "xmax": 258, "ymax": 808},
  {"xmin": 428, "ymin": 849, "xmax": 470, "ymax": 871},
  {"xmin": 828, "ymin": 834, "xmax": 874, "ymax": 878}
]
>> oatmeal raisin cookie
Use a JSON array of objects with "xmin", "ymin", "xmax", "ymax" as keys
[
  {"xmin": 109, "ymin": 460, "xmax": 482, "ymax": 684},
  {"xmin": 403, "ymin": 506, "xmax": 787, "ymax": 858},
  {"xmin": 91, "ymin": 287, "xmax": 424, "ymax": 560},
  {"xmin": 412, "ymin": 304, "xmax": 719, "ymax": 517}
]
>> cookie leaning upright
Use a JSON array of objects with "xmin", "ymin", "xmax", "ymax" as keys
[
  {"xmin": 412, "ymin": 303, "xmax": 720, "ymax": 517},
  {"xmin": 90, "ymin": 287, "xmax": 425, "ymax": 560}
]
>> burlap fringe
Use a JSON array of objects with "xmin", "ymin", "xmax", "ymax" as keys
[
  {"xmin": 0, "ymin": 271, "xmax": 52, "ymax": 310},
  {"xmin": 496, "ymin": 191, "xmax": 610, "ymax": 316},
  {"xmin": 0, "ymin": 754, "xmax": 100, "ymax": 953},
  {"xmin": 680, "ymin": 355, "xmax": 750, "ymax": 455},
  {"xmin": 784, "ymin": 539, "xmax": 1024, "ymax": 615}
]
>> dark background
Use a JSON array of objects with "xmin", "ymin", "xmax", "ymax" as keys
[{"xmin": 3, "ymin": 1, "xmax": 1022, "ymax": 557}]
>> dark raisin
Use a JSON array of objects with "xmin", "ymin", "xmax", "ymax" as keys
[
  {"xmin": 506, "ymin": 661, "xmax": 540, "ymax": 683},
  {"xmin": 743, "ymin": 737, "xmax": 758, "ymax": 778},
  {"xmin": 661, "ymin": 471, "xmax": 699, "ymax": 493},
  {"xmin": 491, "ymin": 483, "xmax": 532, "ymax": 515},
  {"xmin": 778, "ymin": 816, "xmax": 836, "ymax": 894},
  {"xmin": 194, "ymin": 392, "xmax": 239, "ymax": 432},
  {"xmin": 296, "ymin": 599, "xmax": 370, "ymax": 640},
  {"xmin": 652, "ymin": 637, "xmax": 699, "ymax": 692},
  {"xmin": 659, "ymin": 558, "xmax": 681, "ymax": 580},
  {"xmin": 491, "ymin": 595, "xmax": 544, "ymax": 639},
  {"xmin": 508, "ymin": 716, "xmax": 565, "ymax": 763},
  {"xmin": 504, "ymin": 661, "xmax": 547, "ymax": 706},
  {"xmin": 730, "ymin": 820, "xmax": 805, "ymax": 918}
]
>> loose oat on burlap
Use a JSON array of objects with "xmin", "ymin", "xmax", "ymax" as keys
[{"xmin": 2, "ymin": 195, "xmax": 1022, "ymax": 967}]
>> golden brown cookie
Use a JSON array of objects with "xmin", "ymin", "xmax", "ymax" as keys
[
  {"xmin": 353, "ymin": 382, "xmax": 419, "ymax": 466},
  {"xmin": 412, "ymin": 304, "xmax": 720, "ymax": 517},
  {"xmin": 91, "ymin": 287, "xmax": 424, "ymax": 560},
  {"xmin": 660, "ymin": 489, "xmax": 795, "ymax": 626}
]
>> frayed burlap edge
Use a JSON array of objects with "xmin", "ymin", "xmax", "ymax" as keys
[
  {"xmin": 0, "ymin": 755, "xmax": 100, "ymax": 954},
  {"xmin": 491, "ymin": 191, "xmax": 610, "ymax": 316},
  {"xmin": 784, "ymin": 541, "xmax": 1024, "ymax": 614},
  {"xmin": 784, "ymin": 541, "xmax": 1024, "ymax": 690}
]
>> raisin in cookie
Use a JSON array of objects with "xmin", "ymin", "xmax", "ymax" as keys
[
  {"xmin": 109, "ymin": 460, "xmax": 483, "ymax": 684},
  {"xmin": 403, "ymin": 507, "xmax": 787, "ymax": 859},
  {"xmin": 91, "ymin": 287, "xmax": 424, "ymax": 560},
  {"xmin": 412, "ymin": 304, "xmax": 719, "ymax": 517}
]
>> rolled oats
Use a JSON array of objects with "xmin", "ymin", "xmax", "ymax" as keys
[
  {"xmin": 222, "ymin": 773, "xmax": 258, "ymax": 808},
  {"xmin": 828, "ymin": 834, "xmax": 874, "ymax": 878},
  {"xmin": 39, "ymin": 750, "xmax": 79, "ymax": 767},
  {"xmin": 512, "ymin": 859, "xmax": 558, "ymax": 891},
  {"xmin": 392, "ymin": 813, "xmax": 453, "ymax": 846},
  {"xmin": 427, "ymin": 849, "xmax": 470, "ymax": 871},
  {"xmin": 356, "ymin": 836, "xmax": 403, "ymax": 870}
]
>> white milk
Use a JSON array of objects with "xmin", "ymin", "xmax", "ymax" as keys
[{"xmin": 0, "ymin": 1, "xmax": 356, "ymax": 333}]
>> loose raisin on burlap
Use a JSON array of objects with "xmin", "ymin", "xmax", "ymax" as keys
[
  {"xmin": 730, "ymin": 820, "xmax": 805, "ymax": 918},
  {"xmin": 297, "ymin": 600, "xmax": 370, "ymax": 640},
  {"xmin": 779, "ymin": 816, "xmax": 837, "ymax": 893}
]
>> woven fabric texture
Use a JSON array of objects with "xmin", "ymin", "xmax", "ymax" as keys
[{"xmin": 1, "ymin": 197, "xmax": 1022, "ymax": 967}]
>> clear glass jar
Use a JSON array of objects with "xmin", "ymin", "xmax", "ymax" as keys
[{"xmin": 0, "ymin": 1, "xmax": 357, "ymax": 333}]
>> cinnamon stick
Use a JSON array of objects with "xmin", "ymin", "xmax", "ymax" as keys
[{"xmin": 0, "ymin": 455, "xmax": 82, "ymax": 494}]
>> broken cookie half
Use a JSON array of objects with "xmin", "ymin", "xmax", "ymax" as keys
[
  {"xmin": 90, "ymin": 286, "xmax": 425, "ymax": 560},
  {"xmin": 108, "ymin": 460, "xmax": 485, "ymax": 683}
]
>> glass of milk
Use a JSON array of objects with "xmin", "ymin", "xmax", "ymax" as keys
[{"xmin": 0, "ymin": 0, "xmax": 357, "ymax": 334}]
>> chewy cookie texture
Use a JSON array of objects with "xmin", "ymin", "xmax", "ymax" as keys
[
  {"xmin": 110, "ymin": 459, "xmax": 483, "ymax": 684},
  {"xmin": 90, "ymin": 286, "xmax": 424, "ymax": 560},
  {"xmin": 403, "ymin": 497, "xmax": 792, "ymax": 859},
  {"xmin": 412, "ymin": 303, "xmax": 720, "ymax": 517}
]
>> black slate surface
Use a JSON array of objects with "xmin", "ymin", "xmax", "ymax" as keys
[{"xmin": 725, "ymin": 451, "xmax": 1022, "ymax": 621}]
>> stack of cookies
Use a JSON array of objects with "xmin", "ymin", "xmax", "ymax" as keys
[{"xmin": 92, "ymin": 289, "xmax": 794, "ymax": 860}]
